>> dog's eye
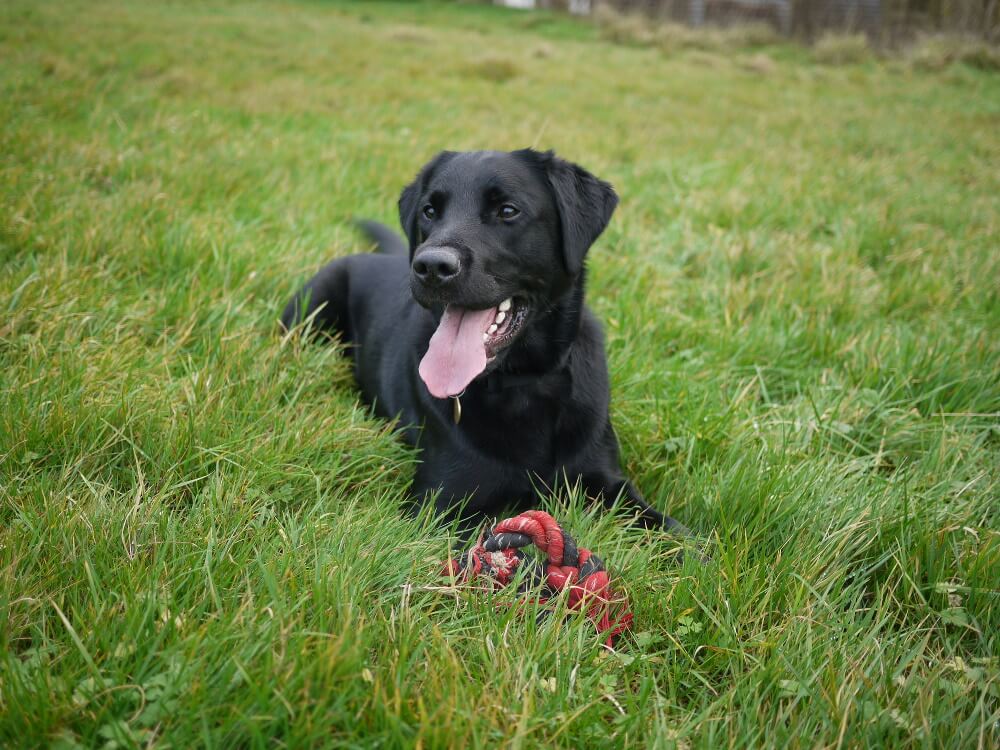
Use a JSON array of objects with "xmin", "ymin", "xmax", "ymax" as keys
[
  {"xmin": 498, "ymin": 204, "xmax": 520, "ymax": 220},
  {"xmin": 422, "ymin": 204, "xmax": 436, "ymax": 220}
]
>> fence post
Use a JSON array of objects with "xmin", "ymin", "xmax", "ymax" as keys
[{"xmin": 689, "ymin": 0, "xmax": 705, "ymax": 26}]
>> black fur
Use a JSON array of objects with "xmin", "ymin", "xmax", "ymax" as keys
[{"xmin": 281, "ymin": 149, "xmax": 689, "ymax": 533}]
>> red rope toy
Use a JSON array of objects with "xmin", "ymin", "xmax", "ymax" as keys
[{"xmin": 442, "ymin": 510, "xmax": 633, "ymax": 647}]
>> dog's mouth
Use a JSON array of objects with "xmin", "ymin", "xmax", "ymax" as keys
[{"xmin": 418, "ymin": 297, "xmax": 528, "ymax": 399}]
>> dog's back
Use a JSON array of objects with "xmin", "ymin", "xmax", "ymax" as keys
[{"xmin": 356, "ymin": 220, "xmax": 407, "ymax": 256}]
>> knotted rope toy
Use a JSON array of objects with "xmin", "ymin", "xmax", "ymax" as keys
[{"xmin": 442, "ymin": 510, "xmax": 633, "ymax": 647}]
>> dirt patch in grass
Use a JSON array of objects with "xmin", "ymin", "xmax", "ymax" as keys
[{"xmin": 460, "ymin": 56, "xmax": 521, "ymax": 82}]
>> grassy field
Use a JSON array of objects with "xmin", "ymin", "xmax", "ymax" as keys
[{"xmin": 2, "ymin": 0, "xmax": 999, "ymax": 746}]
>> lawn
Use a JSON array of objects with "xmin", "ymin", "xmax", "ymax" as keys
[{"xmin": 1, "ymin": 0, "xmax": 998, "ymax": 746}]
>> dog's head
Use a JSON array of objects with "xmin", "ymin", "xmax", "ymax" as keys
[{"xmin": 398, "ymin": 149, "xmax": 618, "ymax": 399}]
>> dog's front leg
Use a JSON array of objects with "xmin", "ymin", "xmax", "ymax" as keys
[
  {"xmin": 582, "ymin": 474, "xmax": 692, "ymax": 536},
  {"xmin": 408, "ymin": 462, "xmax": 494, "ymax": 537}
]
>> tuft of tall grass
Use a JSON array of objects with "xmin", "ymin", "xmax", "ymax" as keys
[
  {"xmin": 594, "ymin": 5, "xmax": 783, "ymax": 54},
  {"xmin": 812, "ymin": 32, "xmax": 873, "ymax": 65},
  {"xmin": 906, "ymin": 33, "xmax": 1000, "ymax": 71}
]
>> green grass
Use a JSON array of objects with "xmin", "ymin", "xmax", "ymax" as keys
[{"xmin": 2, "ymin": 0, "xmax": 999, "ymax": 746}]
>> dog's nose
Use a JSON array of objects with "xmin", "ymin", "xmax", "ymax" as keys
[{"xmin": 412, "ymin": 248, "xmax": 461, "ymax": 286}]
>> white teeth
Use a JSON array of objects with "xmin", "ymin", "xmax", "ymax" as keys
[
  {"xmin": 488, "ymin": 324, "xmax": 498, "ymax": 334},
  {"xmin": 483, "ymin": 333, "xmax": 489, "ymax": 342},
  {"xmin": 495, "ymin": 312, "xmax": 506, "ymax": 325},
  {"xmin": 499, "ymin": 298, "xmax": 512, "ymax": 312}
]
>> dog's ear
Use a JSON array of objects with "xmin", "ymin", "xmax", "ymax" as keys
[
  {"xmin": 530, "ymin": 150, "xmax": 618, "ymax": 276},
  {"xmin": 398, "ymin": 151, "xmax": 456, "ymax": 256}
]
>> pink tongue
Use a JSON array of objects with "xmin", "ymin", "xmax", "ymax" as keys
[{"xmin": 419, "ymin": 305, "xmax": 497, "ymax": 399}]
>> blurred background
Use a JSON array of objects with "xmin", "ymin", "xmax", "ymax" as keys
[{"xmin": 499, "ymin": 0, "xmax": 1000, "ymax": 44}]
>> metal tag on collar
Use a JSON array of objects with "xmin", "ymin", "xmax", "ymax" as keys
[{"xmin": 452, "ymin": 390, "xmax": 465, "ymax": 425}]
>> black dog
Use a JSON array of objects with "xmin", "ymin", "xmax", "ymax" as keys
[{"xmin": 281, "ymin": 149, "xmax": 687, "ymax": 533}]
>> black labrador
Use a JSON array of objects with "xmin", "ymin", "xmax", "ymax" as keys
[{"xmin": 281, "ymin": 149, "xmax": 688, "ymax": 534}]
